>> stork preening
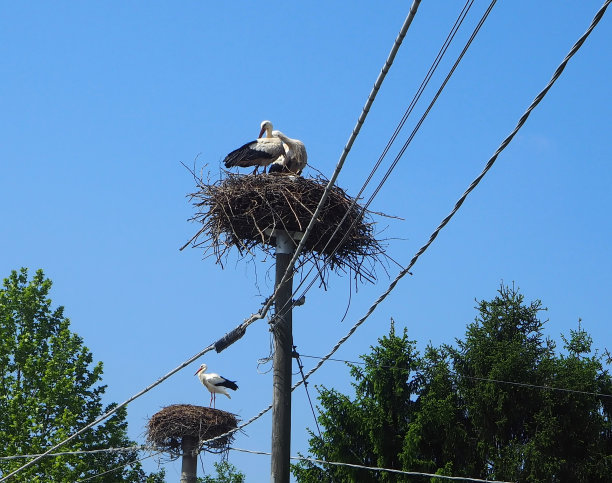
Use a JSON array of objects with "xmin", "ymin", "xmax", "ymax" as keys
[
  {"xmin": 194, "ymin": 363, "xmax": 238, "ymax": 408},
  {"xmin": 223, "ymin": 120, "xmax": 285, "ymax": 174},
  {"xmin": 268, "ymin": 130, "xmax": 308, "ymax": 175}
]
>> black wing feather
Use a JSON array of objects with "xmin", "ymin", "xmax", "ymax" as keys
[
  {"xmin": 216, "ymin": 378, "xmax": 238, "ymax": 391},
  {"xmin": 223, "ymin": 139, "xmax": 282, "ymax": 168}
]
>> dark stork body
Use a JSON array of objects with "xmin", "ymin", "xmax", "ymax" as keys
[
  {"xmin": 194, "ymin": 363, "xmax": 238, "ymax": 408},
  {"xmin": 223, "ymin": 120, "xmax": 285, "ymax": 174}
]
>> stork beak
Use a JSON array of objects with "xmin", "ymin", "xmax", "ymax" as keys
[
  {"xmin": 258, "ymin": 126, "xmax": 266, "ymax": 139},
  {"xmin": 194, "ymin": 368, "xmax": 202, "ymax": 376}
]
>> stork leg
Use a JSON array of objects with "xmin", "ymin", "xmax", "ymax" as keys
[
  {"xmin": 209, "ymin": 392, "xmax": 214, "ymax": 407},
  {"xmin": 252, "ymin": 166, "xmax": 259, "ymax": 175}
]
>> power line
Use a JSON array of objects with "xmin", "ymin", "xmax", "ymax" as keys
[
  {"xmin": 75, "ymin": 450, "xmax": 163, "ymax": 483},
  {"xmin": 298, "ymin": 354, "xmax": 612, "ymax": 399},
  {"xmin": 293, "ymin": 346, "xmax": 321, "ymax": 437},
  {"xmin": 289, "ymin": 0, "xmax": 611, "ymax": 399},
  {"xmin": 214, "ymin": 1, "xmax": 612, "ymax": 435},
  {"xmin": 0, "ymin": 445, "xmax": 162, "ymax": 483},
  {"xmin": 0, "ymin": 445, "xmax": 149, "ymax": 461},
  {"xmin": 283, "ymin": 0, "xmax": 496, "ymax": 314},
  {"xmin": 4, "ymin": 2, "xmax": 609, "ymax": 480},
  {"xmin": 465, "ymin": 375, "xmax": 612, "ymax": 399},
  {"xmin": 195, "ymin": 400, "xmax": 273, "ymax": 453},
  {"xmin": 251, "ymin": 0, "xmax": 424, "ymax": 330},
  {"xmin": 342, "ymin": 0, "xmax": 476, "ymax": 213},
  {"xmin": 190, "ymin": 0, "xmax": 428, "ymax": 460},
  {"xmin": 277, "ymin": 0, "xmax": 479, "ymax": 305},
  {"xmin": 363, "ymin": 0, "xmax": 497, "ymax": 209},
  {"xmin": 229, "ymin": 446, "xmax": 514, "ymax": 483},
  {"xmin": 0, "ymin": 342, "xmax": 214, "ymax": 482},
  {"xmin": 177, "ymin": 13, "xmax": 428, "ymax": 461},
  {"xmin": 190, "ymin": 0, "xmax": 425, "ymax": 455}
]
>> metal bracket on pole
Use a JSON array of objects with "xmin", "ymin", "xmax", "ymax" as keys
[
  {"xmin": 276, "ymin": 231, "xmax": 294, "ymax": 255},
  {"xmin": 263, "ymin": 228, "xmax": 304, "ymax": 255}
]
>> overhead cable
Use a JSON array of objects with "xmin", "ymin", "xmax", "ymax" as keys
[
  {"xmin": 334, "ymin": 0, "xmax": 476, "ymax": 234},
  {"xmin": 0, "ymin": 445, "xmax": 149, "ymax": 461},
  {"xmin": 196, "ymin": 0, "xmax": 612, "ymax": 441},
  {"xmin": 283, "ymin": 0, "xmax": 495, "ymax": 311},
  {"xmin": 0, "ymin": 344, "xmax": 214, "ymax": 481},
  {"xmin": 4, "ymin": 2, "xmax": 608, "ymax": 480},
  {"xmin": 291, "ymin": 0, "xmax": 612, "ymax": 399},
  {"xmin": 293, "ymin": 346, "xmax": 322, "ymax": 437},
  {"xmin": 229, "ymin": 447, "xmax": 514, "ymax": 482},
  {"xmin": 299, "ymin": 354, "xmax": 612, "ymax": 399},
  {"xmin": 75, "ymin": 451, "xmax": 163, "ymax": 483},
  {"xmin": 246, "ymin": 0, "xmax": 423, "ymax": 330}
]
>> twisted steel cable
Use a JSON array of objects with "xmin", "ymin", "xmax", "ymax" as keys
[
  {"xmin": 293, "ymin": 0, "xmax": 612, "ymax": 397},
  {"xmin": 4, "ymin": 2, "xmax": 608, "ymax": 480},
  {"xmin": 284, "ymin": 0, "xmax": 495, "ymax": 310},
  {"xmin": 199, "ymin": 0, "xmax": 612, "ymax": 452}
]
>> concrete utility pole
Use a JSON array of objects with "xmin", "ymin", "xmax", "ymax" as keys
[
  {"xmin": 180, "ymin": 435, "xmax": 197, "ymax": 483},
  {"xmin": 271, "ymin": 231, "xmax": 295, "ymax": 483}
]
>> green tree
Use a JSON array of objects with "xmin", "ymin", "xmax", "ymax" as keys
[
  {"xmin": 294, "ymin": 285, "xmax": 612, "ymax": 482},
  {"xmin": 292, "ymin": 319, "xmax": 423, "ymax": 482},
  {"xmin": 447, "ymin": 285, "xmax": 612, "ymax": 481},
  {"xmin": 545, "ymin": 324, "xmax": 612, "ymax": 480},
  {"xmin": 400, "ymin": 344, "xmax": 473, "ymax": 479},
  {"xmin": 199, "ymin": 460, "xmax": 245, "ymax": 482},
  {"xmin": 0, "ymin": 268, "xmax": 164, "ymax": 482}
]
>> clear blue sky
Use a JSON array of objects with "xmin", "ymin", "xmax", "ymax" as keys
[{"xmin": 1, "ymin": 1, "xmax": 610, "ymax": 480}]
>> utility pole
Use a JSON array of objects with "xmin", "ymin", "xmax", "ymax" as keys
[
  {"xmin": 180, "ymin": 435, "xmax": 197, "ymax": 483},
  {"xmin": 271, "ymin": 230, "xmax": 295, "ymax": 483}
]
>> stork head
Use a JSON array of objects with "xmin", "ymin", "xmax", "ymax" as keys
[
  {"xmin": 194, "ymin": 363, "xmax": 207, "ymax": 376},
  {"xmin": 259, "ymin": 120, "xmax": 273, "ymax": 139},
  {"xmin": 271, "ymin": 130, "xmax": 287, "ymax": 142}
]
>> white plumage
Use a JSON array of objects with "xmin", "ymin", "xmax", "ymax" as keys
[
  {"xmin": 194, "ymin": 363, "xmax": 238, "ymax": 408},
  {"xmin": 268, "ymin": 130, "xmax": 307, "ymax": 175}
]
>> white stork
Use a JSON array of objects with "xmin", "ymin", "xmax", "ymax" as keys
[
  {"xmin": 268, "ymin": 130, "xmax": 307, "ymax": 175},
  {"xmin": 194, "ymin": 363, "xmax": 238, "ymax": 408},
  {"xmin": 223, "ymin": 120, "xmax": 285, "ymax": 174}
]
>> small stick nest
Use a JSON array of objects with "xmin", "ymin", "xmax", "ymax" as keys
[
  {"xmin": 146, "ymin": 404, "xmax": 238, "ymax": 458},
  {"xmin": 182, "ymin": 172, "xmax": 385, "ymax": 283}
]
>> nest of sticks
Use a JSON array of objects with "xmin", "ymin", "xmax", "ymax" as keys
[
  {"xmin": 146, "ymin": 404, "xmax": 239, "ymax": 457},
  {"xmin": 182, "ymin": 172, "xmax": 386, "ymax": 282}
]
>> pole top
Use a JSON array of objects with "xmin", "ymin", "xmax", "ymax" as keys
[{"xmin": 263, "ymin": 228, "xmax": 303, "ymax": 255}]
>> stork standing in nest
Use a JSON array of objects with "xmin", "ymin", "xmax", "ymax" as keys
[
  {"xmin": 194, "ymin": 363, "xmax": 238, "ymax": 408},
  {"xmin": 223, "ymin": 120, "xmax": 285, "ymax": 174},
  {"xmin": 268, "ymin": 130, "xmax": 308, "ymax": 175}
]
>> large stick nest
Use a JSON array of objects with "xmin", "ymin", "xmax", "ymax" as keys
[
  {"xmin": 146, "ymin": 404, "xmax": 239, "ymax": 457},
  {"xmin": 182, "ymin": 172, "xmax": 386, "ymax": 282}
]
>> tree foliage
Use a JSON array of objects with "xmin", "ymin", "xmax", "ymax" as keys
[
  {"xmin": 292, "ymin": 320, "xmax": 423, "ymax": 482},
  {"xmin": 293, "ymin": 285, "xmax": 612, "ymax": 482},
  {"xmin": 0, "ymin": 268, "xmax": 164, "ymax": 482},
  {"xmin": 199, "ymin": 460, "xmax": 245, "ymax": 483}
]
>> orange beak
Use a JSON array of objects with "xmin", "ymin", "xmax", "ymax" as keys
[
  {"xmin": 194, "ymin": 367, "xmax": 202, "ymax": 376},
  {"xmin": 258, "ymin": 126, "xmax": 266, "ymax": 138}
]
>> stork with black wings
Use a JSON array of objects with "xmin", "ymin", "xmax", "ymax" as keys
[{"xmin": 223, "ymin": 120, "xmax": 286, "ymax": 174}]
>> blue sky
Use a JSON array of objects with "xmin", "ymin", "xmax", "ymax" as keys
[{"xmin": 1, "ymin": 1, "xmax": 610, "ymax": 480}]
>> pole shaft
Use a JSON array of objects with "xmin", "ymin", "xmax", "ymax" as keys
[
  {"xmin": 271, "ymin": 231, "xmax": 294, "ymax": 483},
  {"xmin": 180, "ymin": 435, "xmax": 197, "ymax": 483}
]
